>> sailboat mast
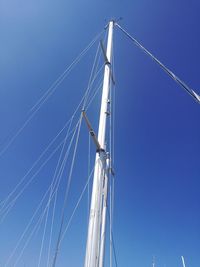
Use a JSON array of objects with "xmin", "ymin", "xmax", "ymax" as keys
[{"xmin": 84, "ymin": 20, "xmax": 114, "ymax": 267}]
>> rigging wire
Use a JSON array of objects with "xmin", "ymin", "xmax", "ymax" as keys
[
  {"xmin": 47, "ymin": 159, "xmax": 99, "ymax": 267},
  {"xmin": 51, "ymin": 115, "xmax": 83, "ymax": 267},
  {"xmin": 0, "ymin": 138, "xmax": 64, "ymax": 223},
  {"xmin": 2, "ymin": 25, "xmax": 112, "ymax": 266},
  {"xmin": 37, "ymin": 118, "xmax": 74, "ymax": 267},
  {"xmin": 42, "ymin": 118, "xmax": 81, "ymax": 265},
  {"xmin": 0, "ymin": 59, "xmax": 104, "ymax": 220},
  {"xmin": 5, "ymin": 118, "xmax": 80, "ymax": 267},
  {"xmin": 0, "ymin": 30, "xmax": 105, "ymax": 158},
  {"xmin": 60, "ymin": 162, "xmax": 97, "ymax": 242},
  {"xmin": 85, "ymin": 78, "xmax": 104, "ymax": 110},
  {"xmin": 87, "ymin": 132, "xmax": 91, "ymax": 221},
  {"xmin": 30, "ymin": 31, "xmax": 104, "ymax": 115},
  {"xmin": 50, "ymin": 42, "xmax": 106, "ymax": 264},
  {"xmin": 0, "ymin": 119, "xmax": 80, "ymax": 223},
  {"xmin": 82, "ymin": 42, "xmax": 101, "ymax": 109},
  {"xmin": 116, "ymin": 23, "xmax": 200, "ymax": 104},
  {"xmin": 1, "ymin": 54, "xmax": 106, "ymax": 267},
  {"xmin": 50, "ymin": 39, "xmax": 106, "ymax": 265},
  {"xmin": 35, "ymin": 117, "xmax": 80, "ymax": 265},
  {"xmin": 45, "ymin": 118, "xmax": 74, "ymax": 267},
  {"xmin": 47, "ymin": 192, "xmax": 57, "ymax": 267},
  {"xmin": 4, "ymin": 183, "xmax": 51, "ymax": 267},
  {"xmin": 0, "ymin": 119, "xmax": 71, "ymax": 212},
  {"xmin": 107, "ymin": 208, "xmax": 118, "ymax": 267}
]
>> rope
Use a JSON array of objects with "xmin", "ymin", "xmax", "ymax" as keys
[{"xmin": 116, "ymin": 23, "xmax": 200, "ymax": 104}]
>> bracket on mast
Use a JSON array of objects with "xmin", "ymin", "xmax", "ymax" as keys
[
  {"xmin": 100, "ymin": 40, "xmax": 110, "ymax": 65},
  {"xmin": 82, "ymin": 110, "xmax": 105, "ymax": 153},
  {"xmin": 100, "ymin": 40, "xmax": 115, "ymax": 85},
  {"xmin": 82, "ymin": 110, "xmax": 115, "ymax": 175}
]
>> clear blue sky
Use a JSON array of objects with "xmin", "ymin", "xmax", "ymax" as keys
[{"xmin": 0, "ymin": 1, "xmax": 200, "ymax": 267}]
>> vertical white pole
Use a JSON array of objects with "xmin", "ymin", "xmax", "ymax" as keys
[
  {"xmin": 99, "ymin": 157, "xmax": 110, "ymax": 267},
  {"xmin": 84, "ymin": 20, "xmax": 114, "ymax": 267},
  {"xmin": 109, "ymin": 174, "xmax": 113, "ymax": 267}
]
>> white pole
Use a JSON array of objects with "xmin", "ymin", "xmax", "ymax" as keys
[
  {"xmin": 84, "ymin": 20, "xmax": 114, "ymax": 267},
  {"xmin": 99, "ymin": 156, "xmax": 110, "ymax": 267},
  {"xmin": 181, "ymin": 256, "xmax": 186, "ymax": 267},
  {"xmin": 109, "ymin": 174, "xmax": 113, "ymax": 267}
]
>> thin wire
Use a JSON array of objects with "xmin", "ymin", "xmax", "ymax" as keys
[
  {"xmin": 112, "ymin": 41, "xmax": 116, "ymax": 167},
  {"xmin": 87, "ymin": 132, "xmax": 91, "ymax": 221},
  {"xmin": 116, "ymin": 23, "xmax": 200, "ymax": 104},
  {"xmin": 5, "ymin": 120, "xmax": 80, "ymax": 267},
  {"xmin": 111, "ymin": 41, "xmax": 116, "ymax": 252},
  {"xmin": 46, "ymin": 118, "xmax": 73, "ymax": 267},
  {"xmin": 0, "ymin": 61, "xmax": 102, "ymax": 218},
  {"xmin": 109, "ymin": 59, "xmax": 113, "ymax": 267},
  {"xmin": 0, "ymin": 119, "xmax": 71, "ymax": 213},
  {"xmin": 107, "ymin": 208, "xmax": 118, "ymax": 267},
  {"xmin": 5, "ymin": 185, "xmax": 51, "ymax": 267},
  {"xmin": 82, "ymin": 64, "xmax": 105, "ymax": 111},
  {"xmin": 0, "ymin": 121, "xmax": 79, "ymax": 222},
  {"xmin": 30, "ymin": 31, "xmax": 104, "ymax": 114},
  {"xmin": 45, "ymin": 121, "xmax": 79, "ymax": 266},
  {"xmin": 0, "ymin": 138, "xmax": 64, "ymax": 223},
  {"xmin": 0, "ymin": 30, "xmax": 104, "ymax": 159},
  {"xmin": 47, "ymin": 192, "xmax": 57, "ymax": 267},
  {"xmin": 49, "ymin": 40, "xmax": 106, "ymax": 265},
  {"xmin": 0, "ymin": 30, "xmax": 104, "ymax": 216},
  {"xmin": 37, "ymin": 118, "xmax": 74, "ymax": 267},
  {"xmin": 51, "ymin": 115, "xmax": 83, "ymax": 267},
  {"xmin": 85, "ymin": 78, "xmax": 104, "ymax": 110},
  {"xmin": 60, "ymin": 163, "xmax": 97, "ymax": 242},
  {"xmin": 13, "ymin": 196, "xmax": 54, "ymax": 267},
  {"xmin": 4, "ymin": 26, "xmax": 109, "ymax": 266},
  {"xmin": 82, "ymin": 43, "xmax": 101, "ymax": 109},
  {"xmin": 44, "ymin": 119, "xmax": 80, "ymax": 265}
]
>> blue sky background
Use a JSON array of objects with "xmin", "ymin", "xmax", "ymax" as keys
[{"xmin": 0, "ymin": 0, "xmax": 200, "ymax": 267}]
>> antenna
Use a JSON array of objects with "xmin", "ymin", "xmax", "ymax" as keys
[{"xmin": 116, "ymin": 23, "xmax": 200, "ymax": 104}]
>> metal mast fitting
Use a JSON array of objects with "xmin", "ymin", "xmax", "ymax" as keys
[{"xmin": 84, "ymin": 20, "xmax": 114, "ymax": 267}]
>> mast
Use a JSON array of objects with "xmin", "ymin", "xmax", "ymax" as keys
[{"xmin": 84, "ymin": 20, "xmax": 114, "ymax": 267}]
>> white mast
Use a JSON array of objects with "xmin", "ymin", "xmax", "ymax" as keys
[{"xmin": 84, "ymin": 20, "xmax": 114, "ymax": 267}]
